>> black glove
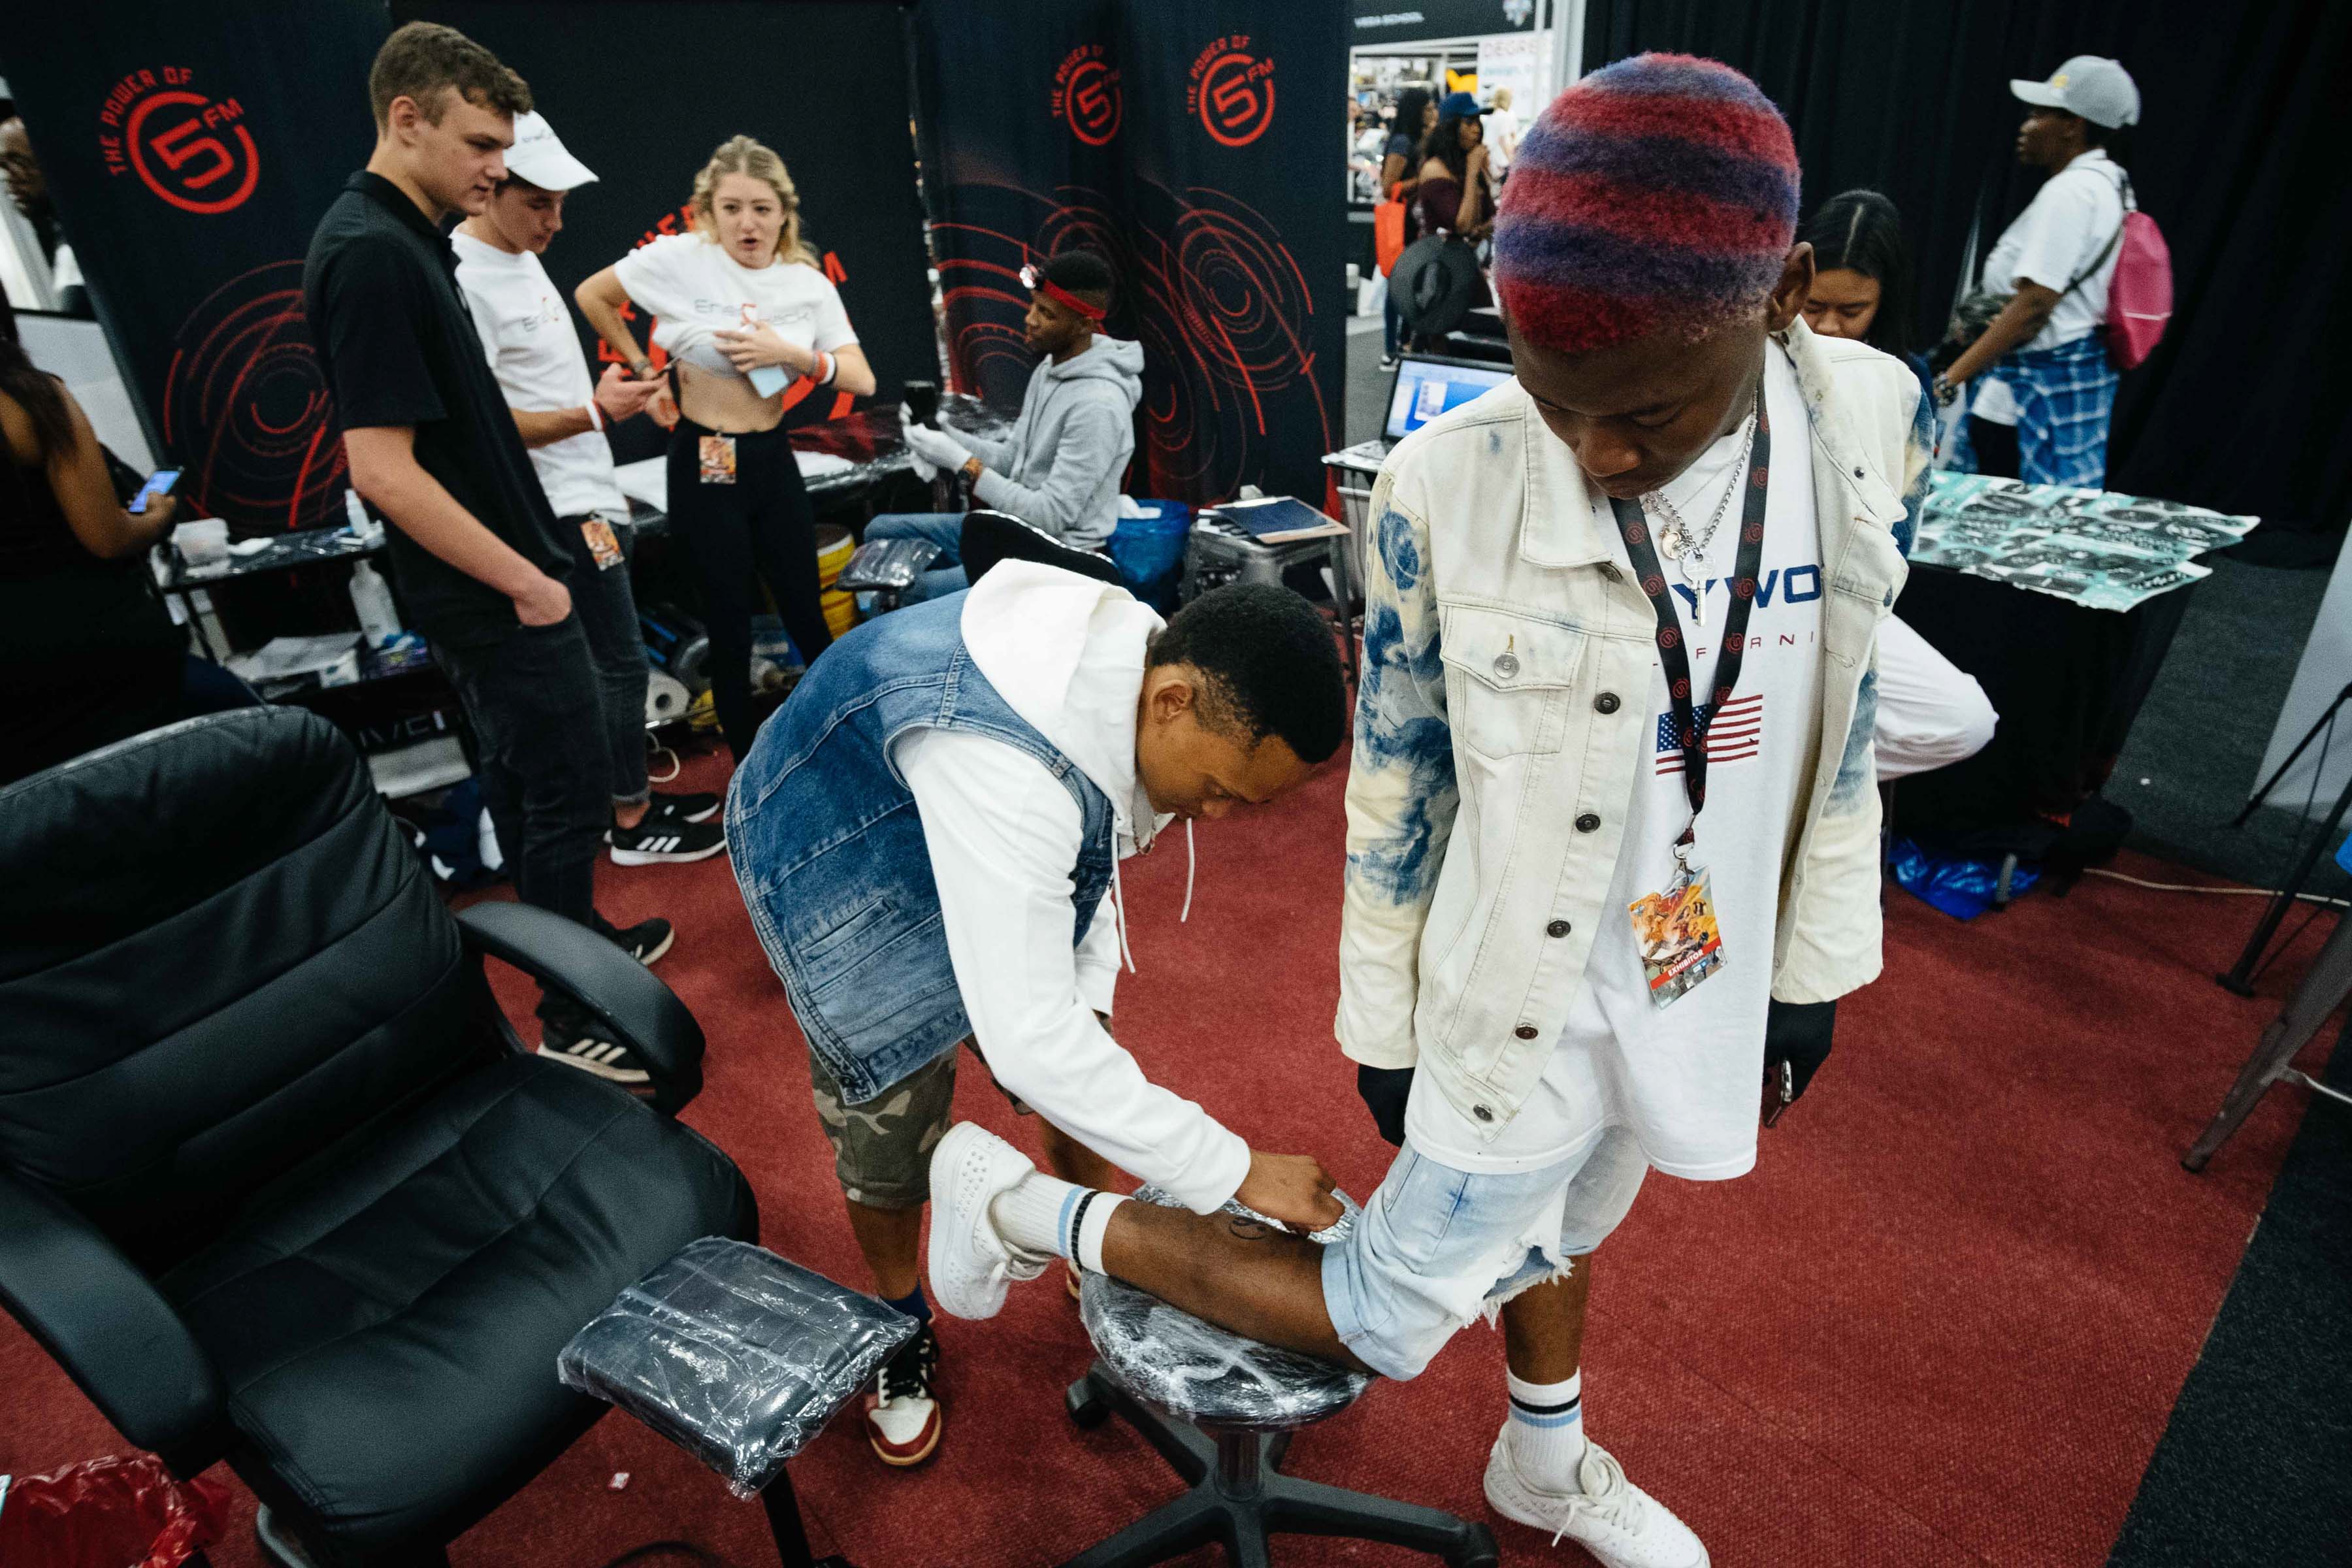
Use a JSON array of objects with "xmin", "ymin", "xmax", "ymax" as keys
[
  {"xmin": 1356, "ymin": 1064, "xmax": 1415, "ymax": 1147},
  {"xmin": 1761, "ymin": 998, "xmax": 1837, "ymax": 1126}
]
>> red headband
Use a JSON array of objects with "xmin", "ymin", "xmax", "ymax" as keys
[{"xmin": 1022, "ymin": 263, "xmax": 1108, "ymax": 323}]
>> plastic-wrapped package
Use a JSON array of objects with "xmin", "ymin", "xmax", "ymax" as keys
[
  {"xmin": 1079, "ymin": 1185, "xmax": 1375, "ymax": 1429},
  {"xmin": 557, "ymin": 1237, "xmax": 917, "ymax": 1497},
  {"xmin": 835, "ymin": 537, "xmax": 943, "ymax": 594},
  {"xmin": 0, "ymin": 1454, "xmax": 231, "ymax": 1568}
]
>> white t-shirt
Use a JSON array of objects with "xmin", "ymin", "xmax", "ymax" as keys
[
  {"xmin": 450, "ymin": 231, "xmax": 627, "ymax": 521},
  {"xmin": 1407, "ymin": 346, "xmax": 1825, "ymax": 1180},
  {"xmin": 1972, "ymin": 150, "xmax": 2127, "ymax": 424},
  {"xmin": 610, "ymin": 231, "xmax": 857, "ymax": 379}
]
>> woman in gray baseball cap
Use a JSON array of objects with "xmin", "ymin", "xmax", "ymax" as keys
[{"xmin": 1933, "ymin": 56, "xmax": 2142, "ymax": 488}]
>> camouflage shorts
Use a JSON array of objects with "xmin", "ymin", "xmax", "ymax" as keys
[{"xmin": 808, "ymin": 1040, "xmax": 1029, "ymax": 1210}]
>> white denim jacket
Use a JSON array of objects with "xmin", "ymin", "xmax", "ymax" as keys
[{"xmin": 1337, "ymin": 321, "xmax": 1927, "ymax": 1140}]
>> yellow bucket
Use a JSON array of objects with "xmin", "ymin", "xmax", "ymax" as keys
[
  {"xmin": 822, "ymin": 588, "xmax": 858, "ymax": 639},
  {"xmin": 815, "ymin": 523, "xmax": 855, "ymax": 589}
]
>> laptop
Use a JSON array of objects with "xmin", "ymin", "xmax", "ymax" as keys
[{"xmin": 1358, "ymin": 353, "xmax": 1516, "ymax": 463}]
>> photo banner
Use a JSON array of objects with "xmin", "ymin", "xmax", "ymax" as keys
[
  {"xmin": 398, "ymin": 1, "xmax": 939, "ymax": 467},
  {"xmin": 0, "ymin": 1, "xmax": 387, "ymax": 534},
  {"xmin": 913, "ymin": 0, "xmax": 1347, "ymax": 506}
]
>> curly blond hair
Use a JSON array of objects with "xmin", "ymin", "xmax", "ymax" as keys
[{"xmin": 690, "ymin": 135, "xmax": 817, "ymax": 267}]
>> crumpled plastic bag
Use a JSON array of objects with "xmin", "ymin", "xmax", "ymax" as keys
[
  {"xmin": 1077, "ymin": 1185, "xmax": 1375, "ymax": 1428},
  {"xmin": 1889, "ymin": 834, "xmax": 2041, "ymax": 920},
  {"xmin": 558, "ymin": 1237, "xmax": 916, "ymax": 1497},
  {"xmin": 0, "ymin": 1454, "xmax": 232, "ymax": 1568}
]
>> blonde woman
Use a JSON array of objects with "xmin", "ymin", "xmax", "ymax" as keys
[{"xmin": 577, "ymin": 135, "xmax": 875, "ymax": 759}]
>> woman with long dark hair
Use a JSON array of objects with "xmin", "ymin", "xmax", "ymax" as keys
[
  {"xmin": 1414, "ymin": 92, "xmax": 1496, "ymax": 242},
  {"xmin": 576, "ymin": 134, "xmax": 876, "ymax": 760},
  {"xmin": 1797, "ymin": 189, "xmax": 1924, "ymax": 382},
  {"xmin": 0, "ymin": 300, "xmax": 214, "ymax": 783},
  {"xmin": 1791, "ymin": 190, "xmax": 1999, "ymax": 783}
]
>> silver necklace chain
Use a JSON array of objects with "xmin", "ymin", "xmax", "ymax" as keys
[{"xmin": 1644, "ymin": 410, "xmax": 1757, "ymax": 578}]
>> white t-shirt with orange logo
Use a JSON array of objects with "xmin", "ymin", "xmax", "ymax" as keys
[{"xmin": 610, "ymin": 231, "xmax": 858, "ymax": 379}]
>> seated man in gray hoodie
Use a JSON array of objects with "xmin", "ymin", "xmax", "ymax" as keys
[{"xmin": 888, "ymin": 249, "xmax": 1143, "ymax": 602}]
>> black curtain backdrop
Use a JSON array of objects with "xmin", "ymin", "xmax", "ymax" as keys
[
  {"xmin": 911, "ymin": 0, "xmax": 1347, "ymax": 506},
  {"xmin": 396, "ymin": 1, "xmax": 936, "ymax": 467},
  {"xmin": 1582, "ymin": 0, "xmax": 2352, "ymax": 538},
  {"xmin": 0, "ymin": 3, "xmax": 388, "ymax": 533}
]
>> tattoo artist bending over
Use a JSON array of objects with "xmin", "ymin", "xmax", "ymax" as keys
[
  {"xmin": 727, "ymin": 564, "xmax": 1349, "ymax": 1469},
  {"xmin": 887, "ymin": 249, "xmax": 1143, "ymax": 603},
  {"xmin": 928, "ymin": 57, "xmax": 1919, "ymax": 1568}
]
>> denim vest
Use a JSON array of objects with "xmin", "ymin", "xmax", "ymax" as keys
[{"xmin": 725, "ymin": 593, "xmax": 1117, "ymax": 1103}]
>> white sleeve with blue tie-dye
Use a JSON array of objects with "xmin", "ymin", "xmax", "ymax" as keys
[{"xmin": 1335, "ymin": 477, "xmax": 1460, "ymax": 1070}]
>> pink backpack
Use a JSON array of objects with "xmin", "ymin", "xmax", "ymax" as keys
[{"xmin": 2105, "ymin": 175, "xmax": 2172, "ymax": 370}]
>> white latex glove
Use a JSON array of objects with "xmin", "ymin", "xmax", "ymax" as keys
[
  {"xmin": 902, "ymin": 419, "xmax": 973, "ymax": 474},
  {"xmin": 898, "ymin": 402, "xmax": 938, "ymax": 481}
]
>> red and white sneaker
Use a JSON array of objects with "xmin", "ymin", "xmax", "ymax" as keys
[{"xmin": 864, "ymin": 1322, "xmax": 941, "ymax": 1467}]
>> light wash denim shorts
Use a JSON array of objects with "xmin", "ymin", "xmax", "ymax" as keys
[{"xmin": 1320, "ymin": 1127, "xmax": 1649, "ymax": 1380}]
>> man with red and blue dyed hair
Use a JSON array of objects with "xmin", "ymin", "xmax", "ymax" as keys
[{"xmin": 926, "ymin": 55, "xmax": 1926, "ymax": 1567}]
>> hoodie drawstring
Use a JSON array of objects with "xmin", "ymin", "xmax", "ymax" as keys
[
  {"xmin": 1180, "ymin": 819, "xmax": 1196, "ymax": 924},
  {"xmin": 1108, "ymin": 855, "xmax": 1137, "ymax": 973}
]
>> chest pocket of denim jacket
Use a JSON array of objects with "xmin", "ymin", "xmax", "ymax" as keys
[{"xmin": 1439, "ymin": 606, "xmax": 1585, "ymax": 757}]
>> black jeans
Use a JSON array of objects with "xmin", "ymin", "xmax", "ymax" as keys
[
  {"xmin": 1968, "ymin": 415, "xmax": 2022, "ymax": 480},
  {"xmin": 433, "ymin": 615, "xmax": 610, "ymax": 1032},
  {"xmin": 666, "ymin": 417, "xmax": 834, "ymax": 759},
  {"xmin": 557, "ymin": 514, "xmax": 651, "ymax": 808}
]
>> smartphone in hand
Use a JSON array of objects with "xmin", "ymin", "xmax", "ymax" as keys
[{"xmin": 129, "ymin": 469, "xmax": 182, "ymax": 514}]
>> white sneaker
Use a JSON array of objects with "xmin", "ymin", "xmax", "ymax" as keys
[
  {"xmin": 1484, "ymin": 1428, "xmax": 1708, "ymax": 1568},
  {"xmin": 926, "ymin": 1121, "xmax": 1051, "ymax": 1319}
]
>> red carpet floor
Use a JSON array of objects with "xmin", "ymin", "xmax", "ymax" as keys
[{"xmin": 3, "ymin": 745, "xmax": 2332, "ymax": 1567}]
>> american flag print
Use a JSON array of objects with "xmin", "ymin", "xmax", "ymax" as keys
[{"xmin": 1656, "ymin": 694, "xmax": 1763, "ymax": 775}]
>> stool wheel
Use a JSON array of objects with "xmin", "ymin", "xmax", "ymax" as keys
[
  {"xmin": 1452, "ymin": 1523, "xmax": 1501, "ymax": 1568},
  {"xmin": 1066, "ymin": 1377, "xmax": 1111, "ymax": 1429}
]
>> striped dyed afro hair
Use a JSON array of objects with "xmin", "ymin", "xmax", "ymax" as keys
[{"xmin": 1494, "ymin": 54, "xmax": 1799, "ymax": 355}]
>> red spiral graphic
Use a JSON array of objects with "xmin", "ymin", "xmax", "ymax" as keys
[
  {"xmin": 1658, "ymin": 627, "xmax": 1680, "ymax": 649},
  {"xmin": 1671, "ymin": 676, "xmax": 1690, "ymax": 698},
  {"xmin": 930, "ymin": 177, "xmax": 1329, "ymax": 502},
  {"xmin": 163, "ymin": 259, "xmax": 344, "ymax": 534},
  {"xmin": 1640, "ymin": 572, "xmax": 1665, "ymax": 596}
]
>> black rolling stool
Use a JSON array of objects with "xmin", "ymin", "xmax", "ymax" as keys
[{"xmin": 1061, "ymin": 1187, "xmax": 1498, "ymax": 1568}]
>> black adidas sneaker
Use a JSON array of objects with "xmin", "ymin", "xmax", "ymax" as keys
[{"xmin": 609, "ymin": 816, "xmax": 725, "ymax": 866}]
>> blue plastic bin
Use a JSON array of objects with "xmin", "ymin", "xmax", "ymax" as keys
[{"xmin": 1109, "ymin": 502, "xmax": 1192, "ymax": 612}]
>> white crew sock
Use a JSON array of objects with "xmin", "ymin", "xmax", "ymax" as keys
[
  {"xmin": 1505, "ymin": 1368, "xmax": 1586, "ymax": 1494},
  {"xmin": 987, "ymin": 1171, "xmax": 1128, "ymax": 1270}
]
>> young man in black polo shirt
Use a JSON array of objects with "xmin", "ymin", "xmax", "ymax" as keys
[{"xmin": 304, "ymin": 22, "xmax": 679, "ymax": 1085}]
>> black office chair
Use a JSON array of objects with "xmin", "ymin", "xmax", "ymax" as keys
[
  {"xmin": 0, "ymin": 708, "xmax": 792, "ymax": 1568},
  {"xmin": 961, "ymin": 508, "xmax": 1124, "ymax": 589}
]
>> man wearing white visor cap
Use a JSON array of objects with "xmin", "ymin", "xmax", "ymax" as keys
[
  {"xmin": 1934, "ymin": 56, "xmax": 2142, "ymax": 488},
  {"xmin": 453, "ymin": 112, "xmax": 728, "ymax": 945}
]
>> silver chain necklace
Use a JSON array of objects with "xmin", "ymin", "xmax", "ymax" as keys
[{"xmin": 1641, "ymin": 412, "xmax": 1756, "ymax": 627}]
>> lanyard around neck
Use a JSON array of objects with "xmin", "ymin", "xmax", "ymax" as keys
[{"xmin": 1606, "ymin": 380, "xmax": 1771, "ymax": 851}]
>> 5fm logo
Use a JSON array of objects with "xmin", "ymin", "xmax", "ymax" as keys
[
  {"xmin": 1051, "ymin": 44, "xmax": 1122, "ymax": 146},
  {"xmin": 98, "ymin": 67, "xmax": 259, "ymax": 214},
  {"xmin": 1186, "ymin": 35, "xmax": 1275, "ymax": 147}
]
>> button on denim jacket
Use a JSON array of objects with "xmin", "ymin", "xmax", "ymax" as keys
[
  {"xmin": 727, "ymin": 593, "xmax": 1116, "ymax": 1105},
  {"xmin": 1337, "ymin": 321, "xmax": 1927, "ymax": 1141}
]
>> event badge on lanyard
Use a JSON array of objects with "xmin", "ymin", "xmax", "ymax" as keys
[{"xmin": 1608, "ymin": 382, "xmax": 1770, "ymax": 1010}]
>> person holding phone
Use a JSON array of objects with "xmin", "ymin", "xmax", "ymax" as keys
[
  {"xmin": 1, "ymin": 302, "xmax": 199, "ymax": 782},
  {"xmin": 451, "ymin": 110, "xmax": 725, "ymax": 865},
  {"xmin": 575, "ymin": 135, "xmax": 875, "ymax": 761}
]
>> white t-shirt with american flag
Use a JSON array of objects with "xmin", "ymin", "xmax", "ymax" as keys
[{"xmin": 1405, "ymin": 345, "xmax": 1825, "ymax": 1180}]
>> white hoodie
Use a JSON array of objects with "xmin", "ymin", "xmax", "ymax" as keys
[{"xmin": 889, "ymin": 561, "xmax": 1252, "ymax": 1213}]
